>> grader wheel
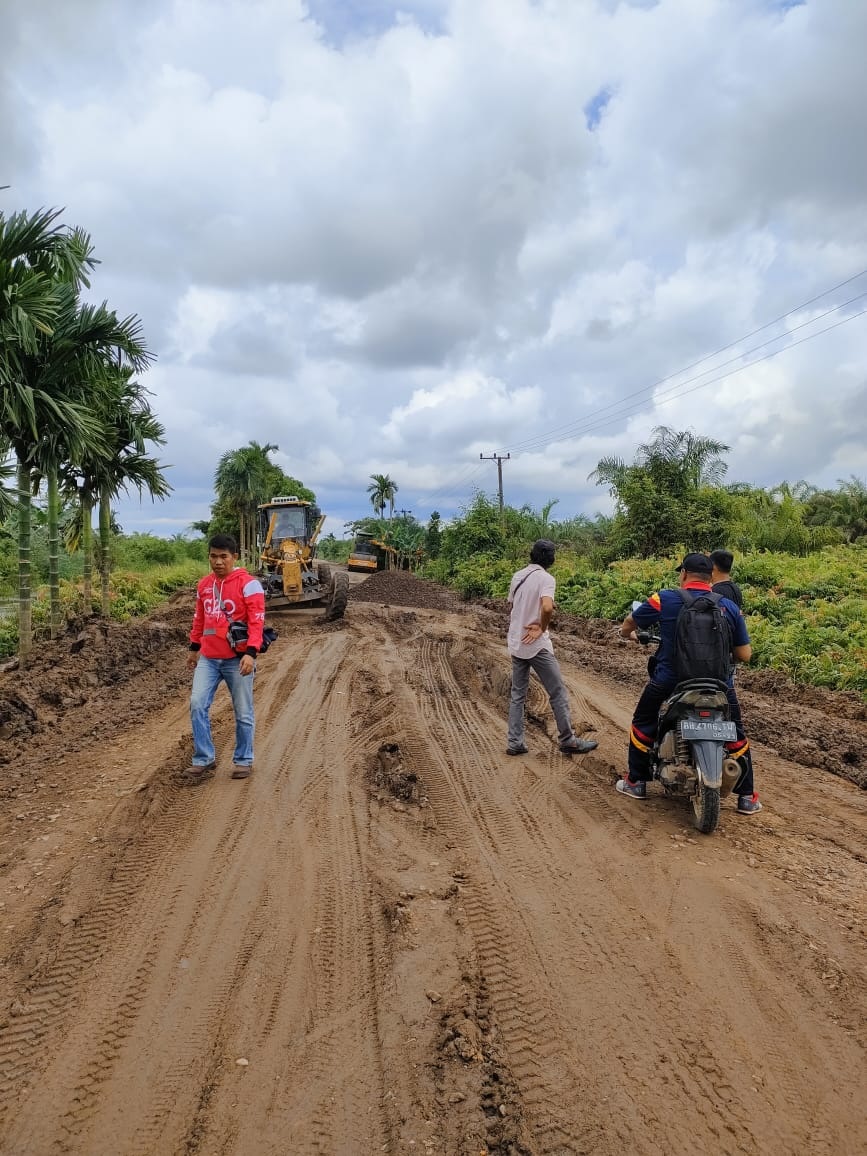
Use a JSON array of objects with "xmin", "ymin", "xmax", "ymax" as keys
[{"xmin": 324, "ymin": 571, "xmax": 349, "ymax": 621}]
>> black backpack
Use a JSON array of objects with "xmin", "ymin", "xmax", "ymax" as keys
[{"xmin": 673, "ymin": 590, "xmax": 732, "ymax": 682}]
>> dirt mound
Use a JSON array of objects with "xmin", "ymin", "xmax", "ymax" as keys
[
  {"xmin": 350, "ymin": 570, "xmax": 464, "ymax": 611},
  {"xmin": 0, "ymin": 597, "xmax": 193, "ymax": 775}
]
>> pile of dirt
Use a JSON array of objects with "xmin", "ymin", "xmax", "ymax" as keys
[
  {"xmin": 0, "ymin": 597, "xmax": 194, "ymax": 775},
  {"xmin": 350, "ymin": 570, "xmax": 465, "ymax": 611}
]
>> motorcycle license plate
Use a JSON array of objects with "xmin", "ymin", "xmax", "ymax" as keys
[{"xmin": 679, "ymin": 719, "xmax": 737, "ymax": 741}]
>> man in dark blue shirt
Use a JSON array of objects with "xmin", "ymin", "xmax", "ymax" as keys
[{"xmin": 617, "ymin": 553, "xmax": 762, "ymax": 815}]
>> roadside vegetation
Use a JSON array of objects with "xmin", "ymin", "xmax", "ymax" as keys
[
  {"xmin": 422, "ymin": 429, "xmax": 867, "ymax": 699},
  {"xmin": 1, "ymin": 205, "xmax": 168, "ymax": 664}
]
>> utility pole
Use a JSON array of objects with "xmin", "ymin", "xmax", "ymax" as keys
[{"xmin": 479, "ymin": 452, "xmax": 510, "ymax": 515}]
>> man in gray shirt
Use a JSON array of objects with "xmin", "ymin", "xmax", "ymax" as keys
[{"xmin": 506, "ymin": 539, "xmax": 598, "ymax": 757}]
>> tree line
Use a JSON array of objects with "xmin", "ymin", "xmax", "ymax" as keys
[{"xmin": 424, "ymin": 426, "xmax": 866, "ymax": 589}]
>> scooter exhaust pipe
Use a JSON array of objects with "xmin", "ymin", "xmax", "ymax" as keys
[{"xmin": 721, "ymin": 758, "xmax": 741, "ymax": 798}]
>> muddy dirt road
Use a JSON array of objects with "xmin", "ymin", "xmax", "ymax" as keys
[{"xmin": 0, "ymin": 573, "xmax": 865, "ymax": 1155}]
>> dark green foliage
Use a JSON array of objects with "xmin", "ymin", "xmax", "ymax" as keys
[
  {"xmin": 590, "ymin": 425, "xmax": 732, "ymax": 557},
  {"xmin": 425, "ymin": 511, "xmax": 442, "ymax": 559},
  {"xmin": 318, "ymin": 533, "xmax": 351, "ymax": 563},
  {"xmin": 439, "ymin": 493, "xmax": 505, "ymax": 565},
  {"xmin": 802, "ymin": 476, "xmax": 867, "ymax": 543}
]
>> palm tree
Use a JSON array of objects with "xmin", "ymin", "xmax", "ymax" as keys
[
  {"xmin": 590, "ymin": 426, "xmax": 731, "ymax": 557},
  {"xmin": 367, "ymin": 473, "xmax": 398, "ymax": 523},
  {"xmin": 30, "ymin": 294, "xmax": 153, "ymax": 634},
  {"xmin": 214, "ymin": 442, "xmax": 279, "ymax": 563},
  {"xmin": 636, "ymin": 427, "xmax": 730, "ymax": 490},
  {"xmin": 0, "ymin": 441, "xmax": 13, "ymax": 523},
  {"xmin": 0, "ymin": 208, "xmax": 102, "ymax": 662},
  {"xmin": 64, "ymin": 363, "xmax": 168, "ymax": 616}
]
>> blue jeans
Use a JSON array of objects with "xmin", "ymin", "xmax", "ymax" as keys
[{"xmin": 190, "ymin": 656, "xmax": 255, "ymax": 767}]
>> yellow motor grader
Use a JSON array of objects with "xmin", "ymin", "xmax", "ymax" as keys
[{"xmin": 256, "ymin": 496, "xmax": 349, "ymax": 620}]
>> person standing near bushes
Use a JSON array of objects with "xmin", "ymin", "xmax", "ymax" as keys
[
  {"xmin": 710, "ymin": 549, "xmax": 743, "ymax": 608},
  {"xmin": 185, "ymin": 534, "xmax": 265, "ymax": 783},
  {"xmin": 506, "ymin": 539, "xmax": 598, "ymax": 758}
]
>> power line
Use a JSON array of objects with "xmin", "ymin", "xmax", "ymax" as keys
[
  {"xmin": 505, "ymin": 289, "xmax": 867, "ymax": 456},
  {"xmin": 416, "ymin": 460, "xmax": 488, "ymax": 510},
  {"xmin": 535, "ymin": 303, "xmax": 867, "ymax": 447},
  {"xmin": 412, "ymin": 267, "xmax": 867, "ymax": 514},
  {"xmin": 498, "ymin": 269, "xmax": 867, "ymax": 456}
]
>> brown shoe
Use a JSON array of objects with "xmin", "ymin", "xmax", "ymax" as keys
[
  {"xmin": 231, "ymin": 765, "xmax": 252, "ymax": 779},
  {"xmin": 183, "ymin": 762, "xmax": 216, "ymax": 785}
]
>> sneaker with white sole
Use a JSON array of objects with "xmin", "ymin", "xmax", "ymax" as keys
[
  {"xmin": 737, "ymin": 792, "xmax": 762, "ymax": 815},
  {"xmin": 615, "ymin": 776, "xmax": 647, "ymax": 800}
]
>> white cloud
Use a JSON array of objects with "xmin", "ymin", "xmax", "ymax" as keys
[{"xmin": 2, "ymin": 0, "xmax": 866, "ymax": 533}]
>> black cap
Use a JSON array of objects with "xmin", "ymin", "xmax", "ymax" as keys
[{"xmin": 678, "ymin": 552, "xmax": 713, "ymax": 575}]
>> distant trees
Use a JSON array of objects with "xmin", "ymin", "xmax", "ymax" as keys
[
  {"xmin": 425, "ymin": 511, "xmax": 442, "ymax": 559},
  {"xmin": 803, "ymin": 476, "xmax": 867, "ymax": 543},
  {"xmin": 590, "ymin": 426, "xmax": 732, "ymax": 557}
]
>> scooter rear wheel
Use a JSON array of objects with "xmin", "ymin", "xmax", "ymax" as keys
[{"xmin": 692, "ymin": 783, "xmax": 720, "ymax": 834}]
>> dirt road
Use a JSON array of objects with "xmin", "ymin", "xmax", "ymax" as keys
[{"xmin": 0, "ymin": 573, "xmax": 865, "ymax": 1154}]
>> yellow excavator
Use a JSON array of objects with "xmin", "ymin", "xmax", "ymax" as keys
[{"xmin": 256, "ymin": 496, "xmax": 349, "ymax": 620}]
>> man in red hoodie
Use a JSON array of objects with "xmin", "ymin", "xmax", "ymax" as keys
[{"xmin": 185, "ymin": 534, "xmax": 266, "ymax": 783}]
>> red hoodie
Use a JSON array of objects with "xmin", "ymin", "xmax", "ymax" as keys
[{"xmin": 189, "ymin": 568, "xmax": 266, "ymax": 659}]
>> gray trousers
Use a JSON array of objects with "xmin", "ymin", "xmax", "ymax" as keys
[{"xmin": 508, "ymin": 648, "xmax": 575, "ymax": 748}]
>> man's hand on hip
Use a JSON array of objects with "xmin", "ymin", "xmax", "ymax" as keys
[{"xmin": 522, "ymin": 622, "xmax": 543, "ymax": 644}]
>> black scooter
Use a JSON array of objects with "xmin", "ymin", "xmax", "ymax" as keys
[{"xmin": 634, "ymin": 612, "xmax": 741, "ymax": 834}]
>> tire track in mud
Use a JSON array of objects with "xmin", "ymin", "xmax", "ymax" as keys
[
  {"xmin": 0, "ymin": 738, "xmax": 196, "ymax": 1137},
  {"xmin": 1, "ymin": 600, "xmax": 864, "ymax": 1155},
  {"xmin": 0, "ymin": 735, "xmax": 274, "ymax": 1152},
  {"xmin": 382, "ymin": 619, "xmax": 866, "ymax": 1155},
  {"xmin": 0, "ymin": 628, "xmax": 395, "ymax": 1156},
  {"xmin": 383, "ymin": 626, "xmax": 606, "ymax": 1154}
]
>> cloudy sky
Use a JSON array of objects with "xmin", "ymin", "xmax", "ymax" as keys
[{"xmin": 3, "ymin": 0, "xmax": 866, "ymax": 536}]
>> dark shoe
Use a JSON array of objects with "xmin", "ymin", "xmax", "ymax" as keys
[
  {"xmin": 183, "ymin": 762, "xmax": 216, "ymax": 785},
  {"xmin": 506, "ymin": 744, "xmax": 529, "ymax": 756},
  {"xmin": 615, "ymin": 776, "xmax": 647, "ymax": 800},
  {"xmin": 559, "ymin": 736, "xmax": 598, "ymax": 755},
  {"xmin": 231, "ymin": 765, "xmax": 253, "ymax": 780},
  {"xmin": 737, "ymin": 792, "xmax": 763, "ymax": 815}
]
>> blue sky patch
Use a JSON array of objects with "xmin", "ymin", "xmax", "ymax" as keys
[
  {"xmin": 584, "ymin": 87, "xmax": 612, "ymax": 130},
  {"xmin": 304, "ymin": 0, "xmax": 446, "ymax": 47}
]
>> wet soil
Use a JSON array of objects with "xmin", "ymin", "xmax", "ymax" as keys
[{"xmin": 0, "ymin": 571, "xmax": 865, "ymax": 1155}]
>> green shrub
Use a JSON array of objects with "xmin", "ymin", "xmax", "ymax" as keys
[{"xmin": 0, "ymin": 559, "xmax": 202, "ymax": 659}]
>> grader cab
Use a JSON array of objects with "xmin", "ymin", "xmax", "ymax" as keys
[{"xmin": 257, "ymin": 496, "xmax": 349, "ymax": 621}]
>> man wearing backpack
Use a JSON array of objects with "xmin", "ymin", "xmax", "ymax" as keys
[{"xmin": 617, "ymin": 553, "xmax": 761, "ymax": 815}]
